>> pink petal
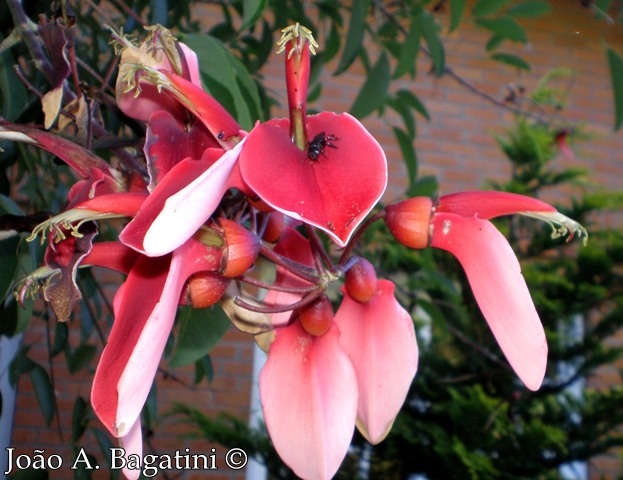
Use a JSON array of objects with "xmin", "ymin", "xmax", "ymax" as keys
[
  {"xmin": 437, "ymin": 190, "xmax": 556, "ymax": 220},
  {"xmin": 259, "ymin": 321, "xmax": 358, "ymax": 480},
  {"xmin": 430, "ymin": 212, "xmax": 547, "ymax": 390},
  {"xmin": 335, "ymin": 280, "xmax": 418, "ymax": 444},
  {"xmin": 239, "ymin": 112, "xmax": 387, "ymax": 247},
  {"xmin": 115, "ymin": 40, "xmax": 202, "ymax": 125},
  {"xmin": 135, "ymin": 139, "xmax": 246, "ymax": 256},
  {"xmin": 118, "ymin": 418, "xmax": 143, "ymax": 480},
  {"xmin": 119, "ymin": 146, "xmax": 225, "ymax": 255},
  {"xmin": 91, "ymin": 240, "xmax": 221, "ymax": 437}
]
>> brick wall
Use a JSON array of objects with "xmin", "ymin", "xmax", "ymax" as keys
[{"xmin": 7, "ymin": 1, "xmax": 623, "ymax": 479}]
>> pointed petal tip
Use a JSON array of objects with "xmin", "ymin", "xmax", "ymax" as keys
[
  {"xmin": 431, "ymin": 212, "xmax": 549, "ymax": 391},
  {"xmin": 259, "ymin": 322, "xmax": 357, "ymax": 480}
]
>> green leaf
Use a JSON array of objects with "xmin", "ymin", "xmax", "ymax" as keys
[
  {"xmin": 408, "ymin": 175, "xmax": 439, "ymax": 197},
  {"xmin": 0, "ymin": 50, "xmax": 28, "ymax": 121},
  {"xmin": 241, "ymin": 0, "xmax": 267, "ymax": 30},
  {"xmin": 396, "ymin": 89, "xmax": 431, "ymax": 121},
  {"xmin": 485, "ymin": 34, "xmax": 505, "ymax": 52},
  {"xmin": 449, "ymin": 0, "xmax": 467, "ymax": 32},
  {"xmin": 394, "ymin": 16, "xmax": 421, "ymax": 78},
  {"xmin": 182, "ymin": 33, "xmax": 261, "ymax": 129},
  {"xmin": 418, "ymin": 9, "xmax": 445, "ymax": 77},
  {"xmin": 149, "ymin": 0, "xmax": 169, "ymax": 26},
  {"xmin": 324, "ymin": 23, "xmax": 342, "ymax": 63},
  {"xmin": 10, "ymin": 347, "xmax": 35, "ymax": 386},
  {"xmin": 30, "ymin": 363, "xmax": 55, "ymax": 426},
  {"xmin": 471, "ymin": 0, "xmax": 511, "ymax": 17},
  {"xmin": 475, "ymin": 16, "xmax": 528, "ymax": 43},
  {"xmin": 71, "ymin": 396, "xmax": 89, "ymax": 442},
  {"xmin": 194, "ymin": 355, "xmax": 214, "ymax": 384},
  {"xmin": 92, "ymin": 428, "xmax": 117, "ymax": 470},
  {"xmin": 67, "ymin": 344, "xmax": 97, "ymax": 374},
  {"xmin": 169, "ymin": 306, "xmax": 231, "ymax": 367},
  {"xmin": 0, "ymin": 236, "xmax": 19, "ymax": 302},
  {"xmin": 393, "ymin": 127, "xmax": 417, "ymax": 187},
  {"xmin": 51, "ymin": 321, "xmax": 68, "ymax": 356},
  {"xmin": 607, "ymin": 47, "xmax": 623, "ymax": 131},
  {"xmin": 490, "ymin": 52, "xmax": 531, "ymax": 70},
  {"xmin": 0, "ymin": 194, "xmax": 23, "ymax": 215},
  {"xmin": 335, "ymin": 0, "xmax": 371, "ymax": 74},
  {"xmin": 388, "ymin": 96, "xmax": 416, "ymax": 137},
  {"xmin": 349, "ymin": 52, "xmax": 390, "ymax": 119},
  {"xmin": 507, "ymin": 0, "xmax": 552, "ymax": 18}
]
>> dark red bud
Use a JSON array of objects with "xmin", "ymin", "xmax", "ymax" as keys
[
  {"xmin": 217, "ymin": 218, "xmax": 261, "ymax": 278},
  {"xmin": 187, "ymin": 272, "xmax": 230, "ymax": 308},
  {"xmin": 384, "ymin": 197, "xmax": 433, "ymax": 249},
  {"xmin": 344, "ymin": 257, "xmax": 377, "ymax": 303},
  {"xmin": 299, "ymin": 295, "xmax": 333, "ymax": 337}
]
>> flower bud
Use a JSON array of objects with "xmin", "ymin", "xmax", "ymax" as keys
[
  {"xmin": 384, "ymin": 197, "xmax": 433, "ymax": 249},
  {"xmin": 262, "ymin": 212, "xmax": 287, "ymax": 243},
  {"xmin": 217, "ymin": 218, "xmax": 261, "ymax": 278},
  {"xmin": 299, "ymin": 295, "xmax": 333, "ymax": 337},
  {"xmin": 187, "ymin": 272, "xmax": 230, "ymax": 308},
  {"xmin": 344, "ymin": 257, "xmax": 377, "ymax": 303}
]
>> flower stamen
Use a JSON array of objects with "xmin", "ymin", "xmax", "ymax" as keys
[
  {"xmin": 520, "ymin": 211, "xmax": 588, "ymax": 246},
  {"xmin": 276, "ymin": 23, "xmax": 318, "ymax": 57},
  {"xmin": 27, "ymin": 209, "xmax": 127, "ymax": 244}
]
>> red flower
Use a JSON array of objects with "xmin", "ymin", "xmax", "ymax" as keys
[
  {"xmin": 259, "ymin": 228, "xmax": 418, "ymax": 479},
  {"xmin": 385, "ymin": 190, "xmax": 587, "ymax": 390}
]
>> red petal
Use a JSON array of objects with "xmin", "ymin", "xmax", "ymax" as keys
[
  {"xmin": 144, "ymin": 111, "xmax": 220, "ymax": 189},
  {"xmin": 83, "ymin": 242, "xmax": 140, "ymax": 274},
  {"xmin": 0, "ymin": 121, "xmax": 110, "ymax": 179},
  {"xmin": 76, "ymin": 192, "xmax": 147, "ymax": 217},
  {"xmin": 119, "ymin": 149, "xmax": 223, "ymax": 255},
  {"xmin": 159, "ymin": 71, "xmax": 241, "ymax": 146},
  {"xmin": 259, "ymin": 321, "xmax": 357, "ymax": 480},
  {"xmin": 239, "ymin": 113, "xmax": 387, "ymax": 246},
  {"xmin": 335, "ymin": 280, "xmax": 418, "ymax": 443},
  {"xmin": 127, "ymin": 140, "xmax": 246, "ymax": 256},
  {"xmin": 431, "ymin": 212, "xmax": 547, "ymax": 390},
  {"xmin": 91, "ymin": 240, "xmax": 221, "ymax": 437},
  {"xmin": 437, "ymin": 191, "xmax": 556, "ymax": 219}
]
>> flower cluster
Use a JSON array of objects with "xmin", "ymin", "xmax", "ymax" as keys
[{"xmin": 3, "ymin": 23, "xmax": 587, "ymax": 480}]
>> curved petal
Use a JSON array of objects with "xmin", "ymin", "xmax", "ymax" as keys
[
  {"xmin": 76, "ymin": 192, "xmax": 148, "ymax": 218},
  {"xmin": 259, "ymin": 321, "xmax": 357, "ymax": 480},
  {"xmin": 160, "ymin": 71, "xmax": 242, "ymax": 147},
  {"xmin": 118, "ymin": 418, "xmax": 143, "ymax": 480},
  {"xmin": 124, "ymin": 139, "xmax": 246, "ymax": 257},
  {"xmin": 437, "ymin": 191, "xmax": 556, "ymax": 219},
  {"xmin": 239, "ymin": 112, "xmax": 387, "ymax": 247},
  {"xmin": 335, "ymin": 280, "xmax": 418, "ymax": 444},
  {"xmin": 430, "ymin": 212, "xmax": 547, "ymax": 390},
  {"xmin": 144, "ymin": 111, "xmax": 219, "ymax": 190},
  {"xmin": 91, "ymin": 240, "xmax": 221, "ymax": 437},
  {"xmin": 83, "ymin": 242, "xmax": 140, "ymax": 274},
  {"xmin": 119, "ymin": 147, "xmax": 225, "ymax": 255}
]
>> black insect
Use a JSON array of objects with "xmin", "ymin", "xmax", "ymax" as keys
[{"xmin": 307, "ymin": 132, "xmax": 338, "ymax": 161}]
